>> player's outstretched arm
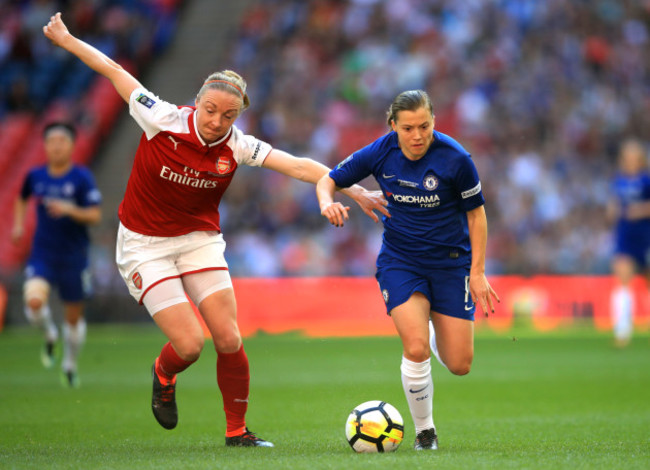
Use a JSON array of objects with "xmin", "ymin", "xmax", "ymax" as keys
[
  {"xmin": 11, "ymin": 197, "xmax": 27, "ymax": 244},
  {"xmin": 43, "ymin": 12, "xmax": 141, "ymax": 103},
  {"xmin": 262, "ymin": 149, "xmax": 389, "ymax": 222},
  {"xmin": 316, "ymin": 174, "xmax": 349, "ymax": 227}
]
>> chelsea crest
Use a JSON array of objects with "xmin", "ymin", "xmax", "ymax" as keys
[{"xmin": 423, "ymin": 174, "xmax": 438, "ymax": 191}]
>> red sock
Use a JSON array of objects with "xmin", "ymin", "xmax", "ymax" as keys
[
  {"xmin": 217, "ymin": 345, "xmax": 250, "ymax": 436},
  {"xmin": 155, "ymin": 342, "xmax": 195, "ymax": 380}
]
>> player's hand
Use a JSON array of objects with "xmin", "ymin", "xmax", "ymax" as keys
[
  {"xmin": 469, "ymin": 273, "xmax": 500, "ymax": 317},
  {"xmin": 354, "ymin": 189, "xmax": 390, "ymax": 223},
  {"xmin": 43, "ymin": 12, "xmax": 71, "ymax": 47},
  {"xmin": 45, "ymin": 198, "xmax": 75, "ymax": 218},
  {"xmin": 320, "ymin": 202, "xmax": 350, "ymax": 227},
  {"xmin": 11, "ymin": 225, "xmax": 24, "ymax": 244}
]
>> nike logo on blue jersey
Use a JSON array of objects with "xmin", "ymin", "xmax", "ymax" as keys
[
  {"xmin": 382, "ymin": 174, "xmax": 396, "ymax": 179},
  {"xmin": 465, "ymin": 304, "xmax": 474, "ymax": 311},
  {"xmin": 409, "ymin": 385, "xmax": 428, "ymax": 394}
]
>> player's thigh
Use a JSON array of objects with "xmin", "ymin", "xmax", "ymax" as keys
[
  {"xmin": 376, "ymin": 264, "xmax": 431, "ymax": 315},
  {"xmin": 391, "ymin": 292, "xmax": 432, "ymax": 362},
  {"xmin": 57, "ymin": 265, "xmax": 91, "ymax": 304},
  {"xmin": 152, "ymin": 299, "xmax": 205, "ymax": 360},
  {"xmin": 197, "ymin": 287, "xmax": 241, "ymax": 353},
  {"xmin": 429, "ymin": 267, "xmax": 475, "ymax": 321},
  {"xmin": 25, "ymin": 257, "xmax": 53, "ymax": 283},
  {"xmin": 430, "ymin": 311, "xmax": 474, "ymax": 375},
  {"xmin": 178, "ymin": 238, "xmax": 232, "ymax": 311},
  {"xmin": 24, "ymin": 259, "xmax": 53, "ymax": 306},
  {"xmin": 176, "ymin": 236, "xmax": 238, "ymax": 352},
  {"xmin": 63, "ymin": 302, "xmax": 84, "ymax": 324}
]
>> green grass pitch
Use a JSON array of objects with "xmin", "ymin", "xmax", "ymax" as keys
[{"xmin": 0, "ymin": 325, "xmax": 648, "ymax": 469}]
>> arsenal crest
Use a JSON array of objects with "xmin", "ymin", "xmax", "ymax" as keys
[
  {"xmin": 217, "ymin": 156, "xmax": 231, "ymax": 174},
  {"xmin": 132, "ymin": 271, "xmax": 143, "ymax": 290}
]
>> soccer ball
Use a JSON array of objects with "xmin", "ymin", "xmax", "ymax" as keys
[{"xmin": 345, "ymin": 400, "xmax": 404, "ymax": 453}]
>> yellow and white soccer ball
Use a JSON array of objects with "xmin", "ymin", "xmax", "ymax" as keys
[{"xmin": 345, "ymin": 400, "xmax": 404, "ymax": 453}]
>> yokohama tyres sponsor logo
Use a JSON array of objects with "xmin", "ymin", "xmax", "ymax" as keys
[
  {"xmin": 391, "ymin": 193, "xmax": 440, "ymax": 207},
  {"xmin": 159, "ymin": 165, "xmax": 218, "ymax": 188}
]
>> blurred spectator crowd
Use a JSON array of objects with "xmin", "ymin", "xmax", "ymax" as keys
[
  {"xmin": 0, "ymin": 0, "xmax": 183, "ymax": 278},
  {"xmin": 0, "ymin": 0, "xmax": 182, "ymax": 116},
  {"xmin": 2, "ymin": 0, "xmax": 649, "ymax": 282},
  {"xmin": 220, "ymin": 0, "xmax": 650, "ymax": 276}
]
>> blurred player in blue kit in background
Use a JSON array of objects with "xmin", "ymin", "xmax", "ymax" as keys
[
  {"xmin": 12, "ymin": 122, "xmax": 102, "ymax": 387},
  {"xmin": 317, "ymin": 90, "xmax": 499, "ymax": 450},
  {"xmin": 607, "ymin": 139, "xmax": 650, "ymax": 348}
]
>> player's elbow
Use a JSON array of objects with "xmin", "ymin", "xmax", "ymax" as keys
[{"xmin": 293, "ymin": 158, "xmax": 316, "ymax": 184}]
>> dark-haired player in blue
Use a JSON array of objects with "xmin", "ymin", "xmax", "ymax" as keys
[
  {"xmin": 317, "ymin": 90, "xmax": 499, "ymax": 451},
  {"xmin": 12, "ymin": 122, "xmax": 102, "ymax": 387},
  {"xmin": 607, "ymin": 138, "xmax": 650, "ymax": 348}
]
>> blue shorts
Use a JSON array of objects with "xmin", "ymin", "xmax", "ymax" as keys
[
  {"xmin": 375, "ymin": 263, "xmax": 475, "ymax": 321},
  {"xmin": 26, "ymin": 256, "xmax": 91, "ymax": 302},
  {"xmin": 615, "ymin": 229, "xmax": 650, "ymax": 269}
]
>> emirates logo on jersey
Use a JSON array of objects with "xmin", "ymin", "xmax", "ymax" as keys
[
  {"xmin": 132, "ymin": 272, "xmax": 143, "ymax": 290},
  {"xmin": 217, "ymin": 157, "xmax": 231, "ymax": 174}
]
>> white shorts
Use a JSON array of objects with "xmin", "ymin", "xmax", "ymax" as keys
[{"xmin": 116, "ymin": 223, "xmax": 231, "ymax": 304}]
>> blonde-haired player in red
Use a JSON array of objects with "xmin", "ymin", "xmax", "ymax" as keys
[{"xmin": 43, "ymin": 13, "xmax": 388, "ymax": 446}]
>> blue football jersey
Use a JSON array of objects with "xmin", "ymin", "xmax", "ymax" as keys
[
  {"xmin": 611, "ymin": 171, "xmax": 650, "ymax": 258},
  {"xmin": 21, "ymin": 165, "xmax": 102, "ymax": 263},
  {"xmin": 329, "ymin": 130, "xmax": 484, "ymax": 268}
]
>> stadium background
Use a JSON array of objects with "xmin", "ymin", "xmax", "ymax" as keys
[{"xmin": 0, "ymin": 0, "xmax": 649, "ymax": 334}]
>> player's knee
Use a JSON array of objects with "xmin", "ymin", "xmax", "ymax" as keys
[
  {"xmin": 448, "ymin": 363, "xmax": 471, "ymax": 376},
  {"xmin": 24, "ymin": 278, "xmax": 50, "ymax": 310},
  {"xmin": 447, "ymin": 355, "xmax": 473, "ymax": 376},
  {"xmin": 402, "ymin": 339, "xmax": 430, "ymax": 363},
  {"xmin": 64, "ymin": 303, "xmax": 84, "ymax": 325},
  {"xmin": 212, "ymin": 329, "xmax": 242, "ymax": 354},
  {"xmin": 27, "ymin": 297, "xmax": 43, "ymax": 311},
  {"xmin": 174, "ymin": 335, "xmax": 204, "ymax": 361}
]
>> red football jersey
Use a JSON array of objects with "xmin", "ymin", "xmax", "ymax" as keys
[{"xmin": 119, "ymin": 88, "xmax": 272, "ymax": 236}]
